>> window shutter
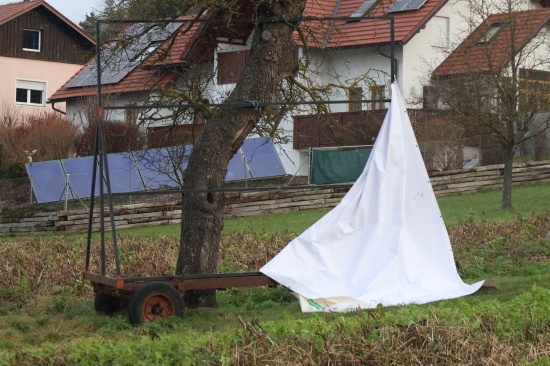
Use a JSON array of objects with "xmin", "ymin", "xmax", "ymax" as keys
[{"xmin": 217, "ymin": 51, "xmax": 249, "ymax": 84}]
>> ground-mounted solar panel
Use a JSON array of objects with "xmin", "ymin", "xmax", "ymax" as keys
[
  {"xmin": 26, "ymin": 161, "xmax": 66, "ymax": 203},
  {"xmin": 240, "ymin": 137, "xmax": 286, "ymax": 178},
  {"xmin": 133, "ymin": 146, "xmax": 190, "ymax": 189},
  {"xmin": 106, "ymin": 153, "xmax": 144, "ymax": 193},
  {"xmin": 225, "ymin": 150, "xmax": 252, "ymax": 181},
  {"xmin": 66, "ymin": 22, "xmax": 181, "ymax": 88},
  {"xmin": 386, "ymin": 0, "xmax": 427, "ymax": 13},
  {"xmin": 61, "ymin": 156, "xmax": 99, "ymax": 199}
]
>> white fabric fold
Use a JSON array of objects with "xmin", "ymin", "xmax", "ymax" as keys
[{"xmin": 260, "ymin": 83, "xmax": 485, "ymax": 312}]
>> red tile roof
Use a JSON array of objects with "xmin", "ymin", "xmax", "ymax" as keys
[
  {"xmin": 51, "ymin": 0, "xmax": 447, "ymax": 101},
  {"xmin": 0, "ymin": 0, "xmax": 95, "ymax": 43},
  {"xmin": 433, "ymin": 9, "xmax": 550, "ymax": 77},
  {"xmin": 300, "ymin": 0, "xmax": 449, "ymax": 47},
  {"xmin": 49, "ymin": 17, "xmax": 206, "ymax": 102}
]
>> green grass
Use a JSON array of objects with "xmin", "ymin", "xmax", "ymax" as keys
[
  {"xmin": 106, "ymin": 181, "xmax": 550, "ymax": 238},
  {"xmin": 1, "ymin": 182, "xmax": 549, "ymax": 364},
  {"xmin": 438, "ymin": 181, "xmax": 550, "ymax": 225}
]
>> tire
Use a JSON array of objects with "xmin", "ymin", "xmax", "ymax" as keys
[
  {"xmin": 94, "ymin": 292, "xmax": 121, "ymax": 316},
  {"xmin": 128, "ymin": 282, "xmax": 184, "ymax": 325}
]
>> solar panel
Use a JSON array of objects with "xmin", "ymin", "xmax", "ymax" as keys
[
  {"xmin": 386, "ymin": 0, "xmax": 427, "ymax": 13},
  {"xmin": 61, "ymin": 156, "xmax": 99, "ymax": 199},
  {"xmin": 240, "ymin": 137, "xmax": 286, "ymax": 178},
  {"xmin": 66, "ymin": 22, "xmax": 181, "ymax": 88},
  {"xmin": 26, "ymin": 161, "xmax": 66, "ymax": 203},
  {"xmin": 106, "ymin": 153, "xmax": 144, "ymax": 193},
  {"xmin": 25, "ymin": 138, "xmax": 287, "ymax": 202},
  {"xmin": 225, "ymin": 150, "xmax": 252, "ymax": 181},
  {"xmin": 134, "ymin": 146, "xmax": 190, "ymax": 189}
]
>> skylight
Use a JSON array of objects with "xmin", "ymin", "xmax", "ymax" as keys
[
  {"xmin": 348, "ymin": 0, "xmax": 378, "ymax": 22},
  {"xmin": 386, "ymin": 0, "xmax": 427, "ymax": 13},
  {"xmin": 476, "ymin": 22, "xmax": 505, "ymax": 44}
]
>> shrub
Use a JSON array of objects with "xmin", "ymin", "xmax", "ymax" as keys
[
  {"xmin": 74, "ymin": 120, "xmax": 146, "ymax": 156},
  {"xmin": 20, "ymin": 113, "xmax": 78, "ymax": 162},
  {"xmin": 0, "ymin": 110, "xmax": 77, "ymax": 170}
]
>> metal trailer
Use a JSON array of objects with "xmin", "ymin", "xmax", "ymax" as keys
[
  {"xmin": 84, "ymin": 15, "xmax": 396, "ymax": 325},
  {"xmin": 85, "ymin": 271, "xmax": 277, "ymax": 324}
]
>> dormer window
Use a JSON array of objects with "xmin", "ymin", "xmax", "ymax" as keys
[
  {"xmin": 23, "ymin": 29, "xmax": 41, "ymax": 51},
  {"xmin": 477, "ymin": 22, "xmax": 505, "ymax": 44}
]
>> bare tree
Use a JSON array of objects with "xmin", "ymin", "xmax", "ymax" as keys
[
  {"xmin": 91, "ymin": 0, "xmax": 389, "ymax": 307},
  {"xmin": 430, "ymin": 0, "xmax": 550, "ymax": 209}
]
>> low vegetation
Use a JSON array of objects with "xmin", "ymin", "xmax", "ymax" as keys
[{"xmin": 0, "ymin": 202, "xmax": 549, "ymax": 364}]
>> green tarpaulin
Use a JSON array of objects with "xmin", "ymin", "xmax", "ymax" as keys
[{"xmin": 310, "ymin": 147, "xmax": 372, "ymax": 184}]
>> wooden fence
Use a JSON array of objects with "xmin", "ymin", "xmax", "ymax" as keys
[{"xmin": 1, "ymin": 160, "xmax": 549, "ymax": 236}]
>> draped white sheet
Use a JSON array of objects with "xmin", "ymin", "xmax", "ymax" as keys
[{"xmin": 260, "ymin": 83, "xmax": 485, "ymax": 312}]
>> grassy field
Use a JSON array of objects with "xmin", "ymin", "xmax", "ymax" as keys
[
  {"xmin": 0, "ymin": 183, "xmax": 549, "ymax": 365},
  {"xmin": 107, "ymin": 181, "xmax": 550, "ymax": 237}
]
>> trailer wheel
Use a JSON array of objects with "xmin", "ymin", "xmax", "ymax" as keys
[
  {"xmin": 94, "ymin": 292, "xmax": 121, "ymax": 315},
  {"xmin": 128, "ymin": 282, "xmax": 184, "ymax": 325}
]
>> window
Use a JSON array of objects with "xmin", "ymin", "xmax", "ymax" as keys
[
  {"xmin": 217, "ymin": 50, "xmax": 249, "ymax": 84},
  {"xmin": 347, "ymin": 0, "xmax": 378, "ymax": 23},
  {"xmin": 15, "ymin": 80, "xmax": 46, "ymax": 106},
  {"xmin": 370, "ymin": 85, "xmax": 386, "ymax": 110},
  {"xmin": 348, "ymin": 87, "xmax": 363, "ymax": 112},
  {"xmin": 476, "ymin": 22, "xmax": 505, "ymax": 44},
  {"xmin": 431, "ymin": 16, "xmax": 449, "ymax": 47},
  {"xmin": 423, "ymin": 85, "xmax": 440, "ymax": 109},
  {"xmin": 518, "ymin": 69, "xmax": 550, "ymax": 112},
  {"xmin": 23, "ymin": 29, "xmax": 41, "ymax": 51}
]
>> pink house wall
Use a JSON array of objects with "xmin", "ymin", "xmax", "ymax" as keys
[{"xmin": 0, "ymin": 56, "xmax": 81, "ymax": 117}]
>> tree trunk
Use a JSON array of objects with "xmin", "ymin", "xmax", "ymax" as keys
[
  {"xmin": 501, "ymin": 142, "xmax": 514, "ymax": 209},
  {"xmin": 176, "ymin": 1, "xmax": 305, "ymax": 308}
]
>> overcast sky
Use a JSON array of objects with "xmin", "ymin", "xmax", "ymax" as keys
[{"xmin": 0, "ymin": 0, "xmax": 101, "ymax": 25}]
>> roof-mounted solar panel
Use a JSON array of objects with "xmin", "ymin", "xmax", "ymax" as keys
[
  {"xmin": 386, "ymin": 0, "xmax": 427, "ymax": 13},
  {"xmin": 66, "ymin": 22, "xmax": 181, "ymax": 88},
  {"xmin": 348, "ymin": 0, "xmax": 378, "ymax": 22}
]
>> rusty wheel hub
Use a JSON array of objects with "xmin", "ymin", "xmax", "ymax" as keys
[{"xmin": 142, "ymin": 294, "xmax": 175, "ymax": 322}]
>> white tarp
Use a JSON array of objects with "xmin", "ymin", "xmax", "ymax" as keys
[{"xmin": 260, "ymin": 83, "xmax": 486, "ymax": 312}]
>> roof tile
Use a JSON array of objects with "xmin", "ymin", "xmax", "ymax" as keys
[
  {"xmin": 51, "ymin": 0, "xmax": 447, "ymax": 101},
  {"xmin": 434, "ymin": 9, "xmax": 550, "ymax": 77}
]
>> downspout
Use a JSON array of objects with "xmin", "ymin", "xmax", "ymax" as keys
[
  {"xmin": 49, "ymin": 101, "xmax": 66, "ymax": 115},
  {"xmin": 377, "ymin": 45, "xmax": 398, "ymax": 83},
  {"xmin": 322, "ymin": 0, "xmax": 343, "ymax": 48}
]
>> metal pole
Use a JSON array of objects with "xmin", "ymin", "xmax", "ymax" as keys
[
  {"xmin": 65, "ymin": 174, "xmax": 70, "ymax": 211},
  {"xmin": 390, "ymin": 17, "xmax": 395, "ymax": 83},
  {"xmin": 92, "ymin": 21, "xmax": 120, "ymax": 275},
  {"xmin": 85, "ymin": 20, "xmax": 103, "ymax": 272}
]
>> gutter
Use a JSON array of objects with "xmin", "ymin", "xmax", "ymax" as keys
[{"xmin": 49, "ymin": 101, "xmax": 66, "ymax": 115}]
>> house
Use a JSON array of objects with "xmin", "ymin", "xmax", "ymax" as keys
[
  {"xmin": 431, "ymin": 7, "xmax": 550, "ymax": 165},
  {"xmin": 0, "ymin": 0, "xmax": 94, "ymax": 117},
  {"xmin": 48, "ymin": 0, "xmax": 550, "ymax": 179}
]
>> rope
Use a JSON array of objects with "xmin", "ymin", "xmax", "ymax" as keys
[{"xmin": 228, "ymin": 96, "xmax": 260, "ymax": 110}]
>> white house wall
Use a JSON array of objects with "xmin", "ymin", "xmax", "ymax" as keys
[{"xmin": 402, "ymin": 0, "xmax": 470, "ymax": 107}]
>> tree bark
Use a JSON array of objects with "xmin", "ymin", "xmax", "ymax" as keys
[
  {"xmin": 501, "ymin": 142, "xmax": 514, "ymax": 209},
  {"xmin": 176, "ymin": 1, "xmax": 305, "ymax": 308}
]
